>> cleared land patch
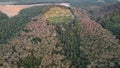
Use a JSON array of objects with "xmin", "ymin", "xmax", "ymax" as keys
[{"xmin": 45, "ymin": 7, "xmax": 74, "ymax": 24}]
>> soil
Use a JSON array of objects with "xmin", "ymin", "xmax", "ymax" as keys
[{"xmin": 0, "ymin": 5, "xmax": 30, "ymax": 17}]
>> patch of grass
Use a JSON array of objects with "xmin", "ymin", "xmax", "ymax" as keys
[{"xmin": 45, "ymin": 7, "xmax": 74, "ymax": 24}]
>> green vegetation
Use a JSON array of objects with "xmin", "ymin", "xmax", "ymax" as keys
[
  {"xmin": 31, "ymin": 37, "xmax": 41, "ymax": 44},
  {"xmin": 0, "ymin": 11, "xmax": 8, "ymax": 21},
  {"xmin": 15, "ymin": 9, "xmax": 90, "ymax": 68},
  {"xmin": 88, "ymin": 2, "xmax": 120, "ymax": 21},
  {"xmin": 0, "ymin": 5, "xmax": 120, "ymax": 68},
  {"xmin": 88, "ymin": 2, "xmax": 120, "ymax": 41},
  {"xmin": 56, "ymin": 21, "xmax": 90, "ymax": 68},
  {"xmin": 45, "ymin": 7, "xmax": 74, "ymax": 24},
  {"xmin": 0, "ymin": 5, "xmax": 53, "ymax": 44},
  {"xmin": 18, "ymin": 51, "xmax": 41, "ymax": 68},
  {"xmin": 98, "ymin": 13, "xmax": 120, "ymax": 39}
]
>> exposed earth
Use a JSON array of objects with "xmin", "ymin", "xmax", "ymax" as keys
[
  {"xmin": 0, "ymin": 3, "xmax": 70, "ymax": 17},
  {"xmin": 0, "ymin": 5, "xmax": 30, "ymax": 17}
]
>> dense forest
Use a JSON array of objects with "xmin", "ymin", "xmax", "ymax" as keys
[
  {"xmin": 89, "ymin": 2, "xmax": 120, "ymax": 41},
  {"xmin": 88, "ymin": 2, "xmax": 120, "ymax": 20},
  {"xmin": 0, "ymin": 5, "xmax": 120, "ymax": 68},
  {"xmin": 97, "ymin": 13, "xmax": 120, "ymax": 40},
  {"xmin": 0, "ymin": 11, "xmax": 8, "ymax": 21}
]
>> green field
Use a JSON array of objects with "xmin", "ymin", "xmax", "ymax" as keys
[{"xmin": 45, "ymin": 7, "xmax": 74, "ymax": 24}]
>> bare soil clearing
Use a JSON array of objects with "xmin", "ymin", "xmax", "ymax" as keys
[{"xmin": 0, "ymin": 5, "xmax": 31, "ymax": 17}]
